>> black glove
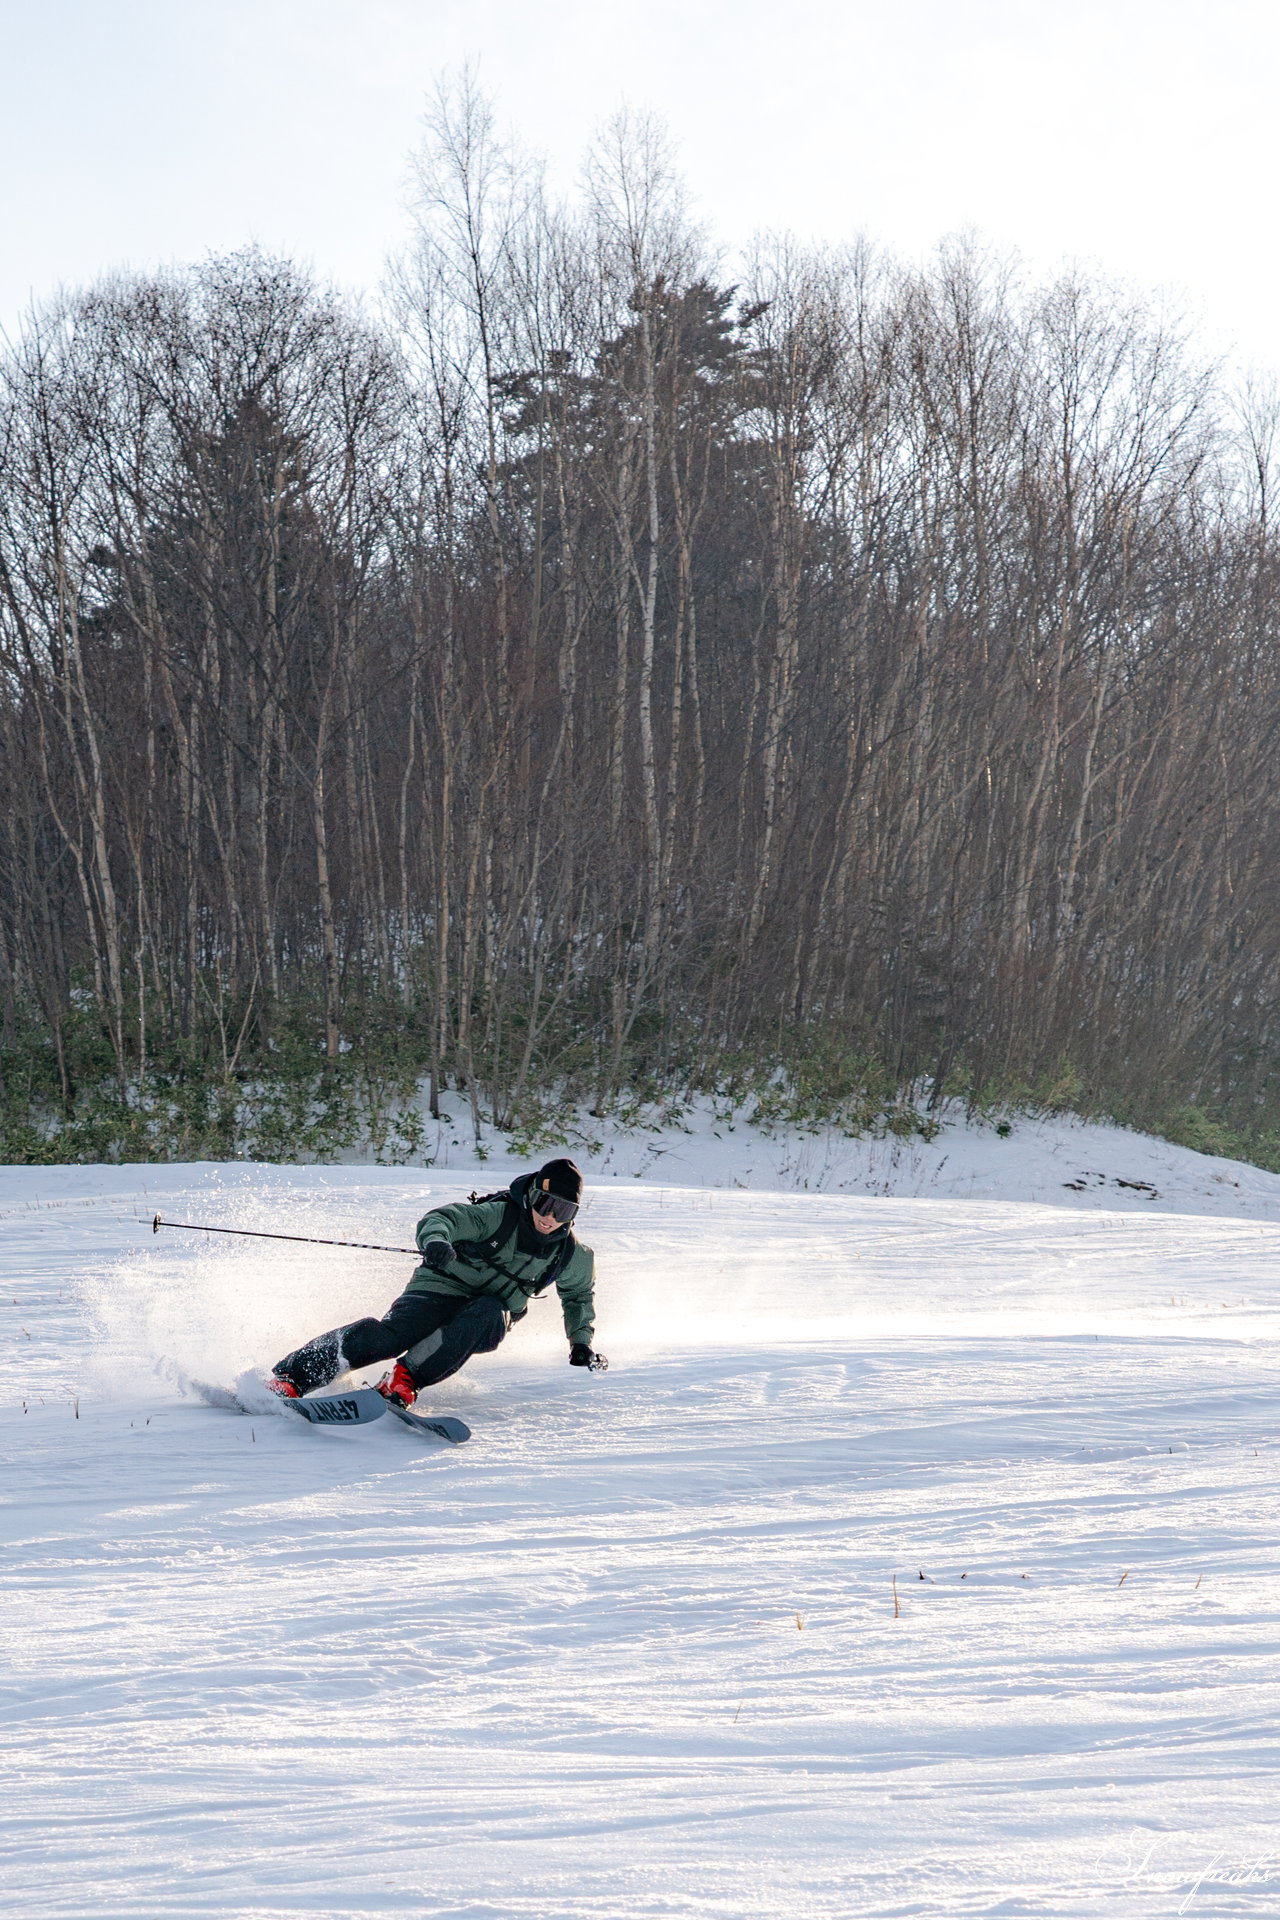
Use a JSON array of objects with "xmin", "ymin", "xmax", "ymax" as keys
[
  {"xmin": 569, "ymin": 1343, "xmax": 608, "ymax": 1372},
  {"xmin": 419, "ymin": 1238, "xmax": 453, "ymax": 1272}
]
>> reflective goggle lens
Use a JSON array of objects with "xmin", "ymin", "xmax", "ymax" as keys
[{"xmin": 533, "ymin": 1191, "xmax": 578, "ymax": 1223}]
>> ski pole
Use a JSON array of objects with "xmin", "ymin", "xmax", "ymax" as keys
[{"xmin": 145, "ymin": 1214, "xmax": 420, "ymax": 1255}]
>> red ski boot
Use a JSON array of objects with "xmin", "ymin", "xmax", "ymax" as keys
[
  {"xmin": 375, "ymin": 1361, "xmax": 417, "ymax": 1409},
  {"xmin": 265, "ymin": 1373, "xmax": 301, "ymax": 1399}
]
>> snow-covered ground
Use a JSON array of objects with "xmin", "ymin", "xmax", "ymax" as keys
[
  {"xmin": 347, "ymin": 1090, "xmax": 1280, "ymax": 1218},
  {"xmin": 516, "ymin": 1096, "xmax": 1280, "ymax": 1218},
  {"xmin": 6, "ymin": 1113, "xmax": 1280, "ymax": 1917}
]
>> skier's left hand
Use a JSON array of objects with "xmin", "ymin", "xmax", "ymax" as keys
[{"xmin": 569, "ymin": 1343, "xmax": 608, "ymax": 1372}]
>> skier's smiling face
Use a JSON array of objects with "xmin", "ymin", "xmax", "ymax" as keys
[{"xmin": 530, "ymin": 1200, "xmax": 561, "ymax": 1234}]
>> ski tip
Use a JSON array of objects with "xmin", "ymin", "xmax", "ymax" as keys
[{"xmin": 187, "ymin": 1378, "xmax": 245, "ymax": 1412}]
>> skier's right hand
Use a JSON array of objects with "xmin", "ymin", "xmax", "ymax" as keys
[{"xmin": 420, "ymin": 1237, "xmax": 454, "ymax": 1272}]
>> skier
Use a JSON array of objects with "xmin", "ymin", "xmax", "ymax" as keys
[{"xmin": 266, "ymin": 1157, "xmax": 607, "ymax": 1408}]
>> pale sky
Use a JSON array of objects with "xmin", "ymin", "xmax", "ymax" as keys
[{"xmin": 3, "ymin": 0, "xmax": 1279, "ymax": 371}]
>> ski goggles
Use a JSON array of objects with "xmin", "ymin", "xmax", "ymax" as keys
[{"xmin": 532, "ymin": 1190, "xmax": 579, "ymax": 1224}]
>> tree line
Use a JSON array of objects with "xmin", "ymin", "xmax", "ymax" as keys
[{"xmin": 3, "ymin": 85, "xmax": 1280, "ymax": 1160}]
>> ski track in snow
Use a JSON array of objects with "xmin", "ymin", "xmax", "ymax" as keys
[{"xmin": 5, "ymin": 1128, "xmax": 1280, "ymax": 1917}]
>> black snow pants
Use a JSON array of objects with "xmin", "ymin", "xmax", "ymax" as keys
[{"xmin": 273, "ymin": 1290, "xmax": 509, "ymax": 1396}]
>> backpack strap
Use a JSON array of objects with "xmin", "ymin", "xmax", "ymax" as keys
[
  {"xmin": 453, "ymin": 1194, "xmax": 575, "ymax": 1296},
  {"xmin": 530, "ymin": 1232, "xmax": 576, "ymax": 1295},
  {"xmin": 454, "ymin": 1195, "xmax": 521, "ymax": 1267}
]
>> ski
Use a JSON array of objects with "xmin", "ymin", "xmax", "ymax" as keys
[
  {"xmin": 281, "ymin": 1387, "xmax": 389, "ymax": 1426},
  {"xmin": 382, "ymin": 1402, "xmax": 471, "ymax": 1444},
  {"xmin": 188, "ymin": 1378, "xmax": 388, "ymax": 1425},
  {"xmin": 187, "ymin": 1376, "xmax": 465, "ymax": 1437}
]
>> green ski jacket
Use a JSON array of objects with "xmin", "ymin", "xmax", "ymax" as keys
[{"xmin": 408, "ymin": 1175, "xmax": 596, "ymax": 1349}]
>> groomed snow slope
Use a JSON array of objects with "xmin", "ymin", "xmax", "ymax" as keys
[{"xmin": 6, "ymin": 1122, "xmax": 1280, "ymax": 1918}]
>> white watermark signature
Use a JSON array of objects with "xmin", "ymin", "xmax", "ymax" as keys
[{"xmin": 1095, "ymin": 1830, "xmax": 1280, "ymax": 1913}]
